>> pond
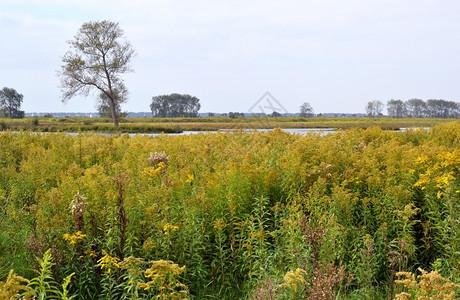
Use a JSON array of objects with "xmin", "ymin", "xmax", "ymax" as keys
[{"xmin": 125, "ymin": 128, "xmax": 338, "ymax": 137}]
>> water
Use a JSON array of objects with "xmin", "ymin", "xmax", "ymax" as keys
[
  {"xmin": 2, "ymin": 127, "xmax": 431, "ymax": 138},
  {"xmin": 125, "ymin": 128, "xmax": 337, "ymax": 137}
]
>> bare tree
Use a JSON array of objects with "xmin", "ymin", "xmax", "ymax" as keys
[{"xmin": 58, "ymin": 20, "xmax": 136, "ymax": 126}]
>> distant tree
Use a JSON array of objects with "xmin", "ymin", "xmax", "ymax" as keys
[
  {"xmin": 271, "ymin": 111, "xmax": 281, "ymax": 117},
  {"xmin": 150, "ymin": 94, "xmax": 201, "ymax": 117},
  {"xmin": 299, "ymin": 102, "xmax": 314, "ymax": 117},
  {"xmin": 365, "ymin": 100, "xmax": 384, "ymax": 117},
  {"xmin": 387, "ymin": 99, "xmax": 406, "ymax": 118},
  {"xmin": 58, "ymin": 20, "xmax": 136, "ymax": 126},
  {"xmin": 0, "ymin": 87, "xmax": 25, "ymax": 118},
  {"xmin": 406, "ymin": 99, "xmax": 426, "ymax": 118}
]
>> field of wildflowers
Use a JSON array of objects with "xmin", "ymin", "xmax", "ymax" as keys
[{"xmin": 0, "ymin": 122, "xmax": 459, "ymax": 299}]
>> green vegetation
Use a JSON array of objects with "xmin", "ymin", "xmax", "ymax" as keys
[
  {"xmin": 0, "ymin": 122, "xmax": 459, "ymax": 299},
  {"xmin": 0, "ymin": 116, "xmax": 457, "ymax": 133},
  {"xmin": 150, "ymin": 94, "xmax": 201, "ymax": 117},
  {"xmin": 0, "ymin": 87, "xmax": 24, "ymax": 119}
]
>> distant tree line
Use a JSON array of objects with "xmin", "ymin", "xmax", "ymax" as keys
[
  {"xmin": 366, "ymin": 99, "xmax": 460, "ymax": 118},
  {"xmin": 227, "ymin": 112, "xmax": 245, "ymax": 118},
  {"xmin": 0, "ymin": 87, "xmax": 24, "ymax": 118},
  {"xmin": 150, "ymin": 94, "xmax": 201, "ymax": 117}
]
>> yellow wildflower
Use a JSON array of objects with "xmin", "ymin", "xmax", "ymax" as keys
[
  {"xmin": 395, "ymin": 268, "xmax": 459, "ymax": 300},
  {"xmin": 414, "ymin": 175, "xmax": 430, "ymax": 190},
  {"xmin": 415, "ymin": 154, "xmax": 429, "ymax": 165},
  {"xmin": 63, "ymin": 231, "xmax": 87, "ymax": 245},
  {"xmin": 84, "ymin": 248, "xmax": 97, "ymax": 257},
  {"xmin": 438, "ymin": 151, "xmax": 460, "ymax": 168},
  {"xmin": 415, "ymin": 155, "xmax": 429, "ymax": 165},
  {"xmin": 138, "ymin": 282, "xmax": 150, "ymax": 290},
  {"xmin": 185, "ymin": 174, "xmax": 194, "ymax": 183},
  {"xmin": 142, "ymin": 161, "xmax": 167, "ymax": 180},
  {"xmin": 97, "ymin": 250, "xmax": 120, "ymax": 273},
  {"xmin": 163, "ymin": 223, "xmax": 179, "ymax": 235},
  {"xmin": 280, "ymin": 268, "xmax": 308, "ymax": 292}
]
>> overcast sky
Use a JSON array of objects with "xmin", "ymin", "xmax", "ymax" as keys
[{"xmin": 1, "ymin": 0, "xmax": 459, "ymax": 114}]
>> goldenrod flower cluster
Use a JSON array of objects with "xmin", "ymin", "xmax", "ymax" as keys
[
  {"xmin": 97, "ymin": 250, "xmax": 120, "ymax": 274},
  {"xmin": 142, "ymin": 161, "xmax": 166, "ymax": 179},
  {"xmin": 280, "ymin": 268, "xmax": 308, "ymax": 292},
  {"xmin": 163, "ymin": 223, "xmax": 179, "ymax": 235},
  {"xmin": 62, "ymin": 231, "xmax": 87, "ymax": 245},
  {"xmin": 395, "ymin": 268, "xmax": 459, "ymax": 300}
]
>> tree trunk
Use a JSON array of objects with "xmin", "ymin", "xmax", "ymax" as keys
[{"xmin": 109, "ymin": 98, "xmax": 119, "ymax": 127}]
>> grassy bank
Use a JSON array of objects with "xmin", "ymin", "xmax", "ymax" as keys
[{"xmin": 0, "ymin": 116, "xmax": 457, "ymax": 133}]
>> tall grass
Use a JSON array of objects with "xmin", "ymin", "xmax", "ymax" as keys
[{"xmin": 0, "ymin": 123, "xmax": 458, "ymax": 299}]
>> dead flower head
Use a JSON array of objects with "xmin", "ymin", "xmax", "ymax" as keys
[{"xmin": 149, "ymin": 151, "xmax": 169, "ymax": 167}]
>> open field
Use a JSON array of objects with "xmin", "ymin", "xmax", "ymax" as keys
[
  {"xmin": 0, "ymin": 116, "xmax": 458, "ymax": 133},
  {"xmin": 0, "ymin": 122, "xmax": 459, "ymax": 298}
]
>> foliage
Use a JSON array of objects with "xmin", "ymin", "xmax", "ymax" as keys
[
  {"xmin": 388, "ymin": 98, "xmax": 460, "ymax": 118},
  {"xmin": 150, "ymin": 94, "xmax": 201, "ymax": 118},
  {"xmin": 0, "ymin": 87, "xmax": 24, "ymax": 118},
  {"xmin": 366, "ymin": 100, "xmax": 384, "ymax": 117},
  {"xmin": 26, "ymin": 249, "xmax": 61, "ymax": 299},
  {"xmin": 0, "ymin": 122, "xmax": 459, "ymax": 299},
  {"xmin": 58, "ymin": 20, "xmax": 136, "ymax": 126},
  {"xmin": 97, "ymin": 89, "xmax": 128, "ymax": 118},
  {"xmin": 387, "ymin": 99, "xmax": 407, "ymax": 118},
  {"xmin": 299, "ymin": 102, "xmax": 314, "ymax": 117}
]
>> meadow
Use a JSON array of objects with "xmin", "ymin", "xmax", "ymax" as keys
[
  {"xmin": 0, "ymin": 122, "xmax": 459, "ymax": 299},
  {"xmin": 0, "ymin": 116, "xmax": 457, "ymax": 133}
]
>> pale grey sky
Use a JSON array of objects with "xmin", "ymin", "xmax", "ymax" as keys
[{"xmin": 1, "ymin": 0, "xmax": 459, "ymax": 114}]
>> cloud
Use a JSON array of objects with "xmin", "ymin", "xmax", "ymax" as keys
[{"xmin": 1, "ymin": 0, "xmax": 459, "ymax": 113}]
